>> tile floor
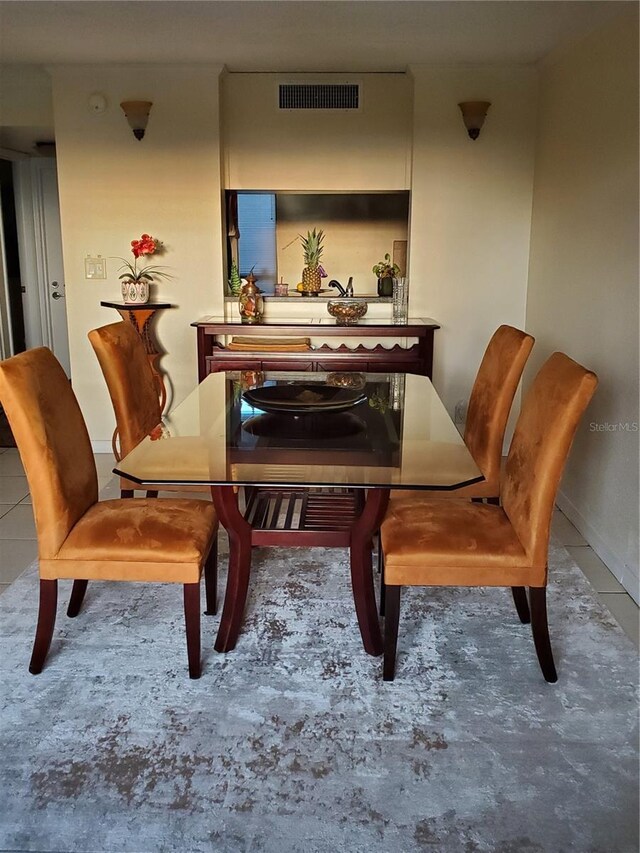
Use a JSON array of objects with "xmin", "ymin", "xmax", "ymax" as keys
[{"xmin": 0, "ymin": 447, "xmax": 637, "ymax": 647}]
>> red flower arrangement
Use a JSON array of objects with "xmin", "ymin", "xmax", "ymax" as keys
[
  {"xmin": 131, "ymin": 234, "xmax": 157, "ymax": 258},
  {"xmin": 118, "ymin": 233, "xmax": 171, "ymax": 283}
]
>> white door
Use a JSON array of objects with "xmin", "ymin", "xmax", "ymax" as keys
[
  {"xmin": 13, "ymin": 158, "xmax": 70, "ymax": 375},
  {"xmin": 38, "ymin": 163, "xmax": 70, "ymax": 375},
  {"xmin": 0, "ymin": 194, "xmax": 13, "ymax": 360}
]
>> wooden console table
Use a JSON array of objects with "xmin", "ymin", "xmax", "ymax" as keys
[
  {"xmin": 101, "ymin": 301, "xmax": 173, "ymax": 411},
  {"xmin": 192, "ymin": 317, "xmax": 440, "ymax": 381}
]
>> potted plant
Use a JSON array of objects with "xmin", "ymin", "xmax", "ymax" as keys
[
  {"xmin": 228, "ymin": 259, "xmax": 242, "ymax": 296},
  {"xmin": 117, "ymin": 233, "xmax": 171, "ymax": 304},
  {"xmin": 372, "ymin": 253, "xmax": 400, "ymax": 297}
]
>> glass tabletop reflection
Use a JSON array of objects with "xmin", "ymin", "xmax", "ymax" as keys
[{"xmin": 114, "ymin": 371, "xmax": 483, "ymax": 491}]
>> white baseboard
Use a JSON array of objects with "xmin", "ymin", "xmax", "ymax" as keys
[
  {"xmin": 556, "ymin": 488, "xmax": 640, "ymax": 604},
  {"xmin": 91, "ymin": 440, "xmax": 114, "ymax": 454}
]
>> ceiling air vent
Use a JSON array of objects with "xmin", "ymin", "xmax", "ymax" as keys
[{"xmin": 279, "ymin": 83, "xmax": 359, "ymax": 111}]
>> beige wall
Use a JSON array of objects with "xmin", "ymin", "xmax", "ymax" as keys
[
  {"xmin": 275, "ymin": 194, "xmax": 408, "ymax": 293},
  {"xmin": 0, "ymin": 65, "xmax": 52, "ymax": 126},
  {"xmin": 50, "ymin": 65, "xmax": 225, "ymax": 443},
  {"xmin": 526, "ymin": 9, "xmax": 639, "ymax": 598},
  {"xmin": 222, "ymin": 73, "xmax": 413, "ymax": 191},
  {"xmin": 407, "ymin": 66, "xmax": 538, "ymax": 430}
]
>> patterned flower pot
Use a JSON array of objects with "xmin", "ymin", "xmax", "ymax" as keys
[{"xmin": 121, "ymin": 279, "xmax": 149, "ymax": 304}]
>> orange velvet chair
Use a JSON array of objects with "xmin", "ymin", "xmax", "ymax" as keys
[
  {"xmin": 88, "ymin": 321, "xmax": 171, "ymax": 499},
  {"xmin": 393, "ymin": 324, "xmax": 535, "ymax": 504},
  {"xmin": 0, "ymin": 347, "xmax": 219, "ymax": 678},
  {"xmin": 380, "ymin": 352, "xmax": 598, "ymax": 683}
]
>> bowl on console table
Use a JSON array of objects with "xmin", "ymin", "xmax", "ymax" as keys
[{"xmin": 327, "ymin": 300, "xmax": 368, "ymax": 326}]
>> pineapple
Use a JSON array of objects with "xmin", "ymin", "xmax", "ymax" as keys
[{"xmin": 300, "ymin": 228, "xmax": 324, "ymax": 292}]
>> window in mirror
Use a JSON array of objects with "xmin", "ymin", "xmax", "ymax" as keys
[{"xmin": 234, "ymin": 193, "xmax": 277, "ymax": 291}]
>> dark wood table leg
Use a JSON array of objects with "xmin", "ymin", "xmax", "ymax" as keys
[
  {"xmin": 349, "ymin": 488, "xmax": 389, "ymax": 656},
  {"xmin": 418, "ymin": 328, "xmax": 435, "ymax": 378},
  {"xmin": 211, "ymin": 486, "xmax": 253, "ymax": 652}
]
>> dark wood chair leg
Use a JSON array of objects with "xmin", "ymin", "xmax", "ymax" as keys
[
  {"xmin": 529, "ymin": 586, "xmax": 558, "ymax": 683},
  {"xmin": 183, "ymin": 583, "xmax": 201, "ymax": 679},
  {"xmin": 486, "ymin": 496, "xmax": 500, "ymax": 506},
  {"xmin": 204, "ymin": 537, "xmax": 218, "ymax": 616},
  {"xmin": 383, "ymin": 585, "xmax": 401, "ymax": 682},
  {"xmin": 29, "ymin": 579, "xmax": 58, "ymax": 674},
  {"xmin": 121, "ymin": 489, "xmax": 134, "ymax": 499},
  {"xmin": 146, "ymin": 490, "xmax": 159, "ymax": 498},
  {"xmin": 67, "ymin": 579, "xmax": 88, "ymax": 617},
  {"xmin": 511, "ymin": 586, "xmax": 531, "ymax": 624}
]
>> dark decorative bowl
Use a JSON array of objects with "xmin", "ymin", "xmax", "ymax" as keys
[{"xmin": 243, "ymin": 383, "xmax": 366, "ymax": 415}]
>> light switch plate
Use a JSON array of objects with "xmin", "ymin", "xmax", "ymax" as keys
[{"xmin": 85, "ymin": 256, "xmax": 106, "ymax": 280}]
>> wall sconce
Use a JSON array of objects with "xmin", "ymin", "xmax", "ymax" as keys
[
  {"xmin": 120, "ymin": 100, "xmax": 153, "ymax": 141},
  {"xmin": 458, "ymin": 101, "xmax": 491, "ymax": 140}
]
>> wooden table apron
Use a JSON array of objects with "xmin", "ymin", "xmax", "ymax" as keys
[{"xmin": 210, "ymin": 484, "xmax": 390, "ymax": 656}]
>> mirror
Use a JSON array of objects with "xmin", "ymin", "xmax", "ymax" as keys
[{"xmin": 226, "ymin": 191, "xmax": 410, "ymax": 296}]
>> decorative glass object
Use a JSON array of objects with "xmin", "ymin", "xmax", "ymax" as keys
[
  {"xmin": 327, "ymin": 300, "xmax": 368, "ymax": 326},
  {"xmin": 326, "ymin": 372, "xmax": 366, "ymax": 390},
  {"xmin": 238, "ymin": 273, "xmax": 264, "ymax": 324},
  {"xmin": 392, "ymin": 277, "xmax": 408, "ymax": 324},
  {"xmin": 390, "ymin": 373, "xmax": 405, "ymax": 411}
]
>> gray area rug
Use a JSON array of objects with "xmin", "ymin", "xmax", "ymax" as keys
[{"xmin": 0, "ymin": 534, "xmax": 637, "ymax": 853}]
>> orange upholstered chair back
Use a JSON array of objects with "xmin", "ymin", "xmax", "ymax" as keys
[
  {"xmin": 0, "ymin": 348, "xmax": 98, "ymax": 559},
  {"xmin": 88, "ymin": 322, "xmax": 161, "ymax": 459},
  {"xmin": 502, "ymin": 352, "xmax": 598, "ymax": 570},
  {"xmin": 463, "ymin": 325, "xmax": 535, "ymax": 492}
]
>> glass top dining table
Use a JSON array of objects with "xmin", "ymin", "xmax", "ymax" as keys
[{"xmin": 115, "ymin": 371, "xmax": 482, "ymax": 657}]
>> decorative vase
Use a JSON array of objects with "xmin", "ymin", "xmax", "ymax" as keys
[
  {"xmin": 377, "ymin": 276, "xmax": 394, "ymax": 297},
  {"xmin": 121, "ymin": 279, "xmax": 150, "ymax": 304},
  {"xmin": 392, "ymin": 276, "xmax": 408, "ymax": 323},
  {"xmin": 238, "ymin": 273, "xmax": 264, "ymax": 324}
]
